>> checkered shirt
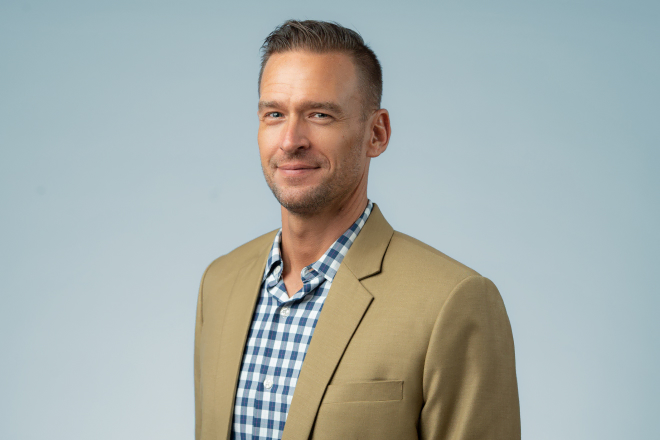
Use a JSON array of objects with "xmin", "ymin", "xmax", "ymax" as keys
[{"xmin": 231, "ymin": 201, "xmax": 374, "ymax": 440}]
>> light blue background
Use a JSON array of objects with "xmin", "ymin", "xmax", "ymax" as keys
[{"xmin": 1, "ymin": 1, "xmax": 658, "ymax": 439}]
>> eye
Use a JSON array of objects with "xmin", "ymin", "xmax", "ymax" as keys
[
  {"xmin": 266, "ymin": 111, "xmax": 284, "ymax": 118},
  {"xmin": 311, "ymin": 112, "xmax": 330, "ymax": 119}
]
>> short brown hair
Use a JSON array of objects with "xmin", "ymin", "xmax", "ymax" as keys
[{"xmin": 259, "ymin": 20, "xmax": 383, "ymax": 115}]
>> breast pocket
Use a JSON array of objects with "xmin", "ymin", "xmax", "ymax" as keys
[
  {"xmin": 322, "ymin": 380, "xmax": 403, "ymax": 404},
  {"xmin": 312, "ymin": 381, "xmax": 413, "ymax": 440}
]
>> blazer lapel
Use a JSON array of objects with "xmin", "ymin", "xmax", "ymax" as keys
[
  {"xmin": 281, "ymin": 204, "xmax": 395, "ymax": 440},
  {"xmin": 214, "ymin": 251, "xmax": 269, "ymax": 440},
  {"xmin": 281, "ymin": 266, "xmax": 373, "ymax": 440}
]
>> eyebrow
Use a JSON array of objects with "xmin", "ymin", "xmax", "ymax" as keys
[{"xmin": 258, "ymin": 100, "xmax": 346, "ymax": 117}]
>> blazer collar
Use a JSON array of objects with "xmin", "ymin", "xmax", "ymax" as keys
[{"xmin": 340, "ymin": 203, "xmax": 394, "ymax": 280}]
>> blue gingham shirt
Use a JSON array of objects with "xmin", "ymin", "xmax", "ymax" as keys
[{"xmin": 232, "ymin": 201, "xmax": 374, "ymax": 440}]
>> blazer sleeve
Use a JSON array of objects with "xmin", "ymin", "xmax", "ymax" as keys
[
  {"xmin": 419, "ymin": 276, "xmax": 521, "ymax": 440},
  {"xmin": 194, "ymin": 265, "xmax": 209, "ymax": 440}
]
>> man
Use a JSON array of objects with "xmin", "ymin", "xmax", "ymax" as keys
[{"xmin": 195, "ymin": 20, "xmax": 520, "ymax": 440}]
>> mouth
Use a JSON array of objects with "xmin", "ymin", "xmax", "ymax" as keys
[{"xmin": 277, "ymin": 163, "xmax": 321, "ymax": 176}]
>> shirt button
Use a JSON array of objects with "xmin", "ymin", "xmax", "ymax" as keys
[
  {"xmin": 264, "ymin": 377, "xmax": 273, "ymax": 390},
  {"xmin": 301, "ymin": 267, "xmax": 309, "ymax": 276},
  {"xmin": 280, "ymin": 307, "xmax": 290, "ymax": 317}
]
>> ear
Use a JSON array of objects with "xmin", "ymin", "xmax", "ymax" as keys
[{"xmin": 366, "ymin": 109, "xmax": 391, "ymax": 158}]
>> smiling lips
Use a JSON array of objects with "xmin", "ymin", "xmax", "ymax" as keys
[{"xmin": 277, "ymin": 163, "xmax": 320, "ymax": 177}]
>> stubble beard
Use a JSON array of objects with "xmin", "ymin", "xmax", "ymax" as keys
[{"xmin": 262, "ymin": 142, "xmax": 364, "ymax": 217}]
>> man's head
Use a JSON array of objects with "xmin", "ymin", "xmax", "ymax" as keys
[
  {"xmin": 259, "ymin": 20, "xmax": 383, "ymax": 116},
  {"xmin": 258, "ymin": 20, "xmax": 391, "ymax": 216}
]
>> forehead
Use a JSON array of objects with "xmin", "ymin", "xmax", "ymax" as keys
[{"xmin": 260, "ymin": 51, "xmax": 361, "ymax": 108}]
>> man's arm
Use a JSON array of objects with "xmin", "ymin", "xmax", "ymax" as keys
[{"xmin": 420, "ymin": 276, "xmax": 520, "ymax": 439}]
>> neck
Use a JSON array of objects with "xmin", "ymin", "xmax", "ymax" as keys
[{"xmin": 279, "ymin": 187, "xmax": 368, "ymax": 286}]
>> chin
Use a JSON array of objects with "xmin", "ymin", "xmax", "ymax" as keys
[{"xmin": 273, "ymin": 186, "xmax": 334, "ymax": 214}]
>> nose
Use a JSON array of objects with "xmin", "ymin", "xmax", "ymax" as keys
[{"xmin": 280, "ymin": 116, "xmax": 310, "ymax": 153}]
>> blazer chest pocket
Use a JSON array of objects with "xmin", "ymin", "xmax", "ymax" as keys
[
  {"xmin": 313, "ymin": 381, "xmax": 412, "ymax": 440},
  {"xmin": 322, "ymin": 380, "xmax": 403, "ymax": 404}
]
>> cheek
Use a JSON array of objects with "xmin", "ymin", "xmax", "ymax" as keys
[
  {"xmin": 337, "ymin": 132, "xmax": 366, "ymax": 167},
  {"xmin": 312, "ymin": 132, "xmax": 347, "ymax": 163},
  {"xmin": 257, "ymin": 126, "xmax": 267, "ymax": 150},
  {"xmin": 257, "ymin": 128, "xmax": 277, "ymax": 164}
]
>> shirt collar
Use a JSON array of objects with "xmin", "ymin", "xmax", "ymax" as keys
[{"xmin": 263, "ymin": 200, "xmax": 374, "ymax": 284}]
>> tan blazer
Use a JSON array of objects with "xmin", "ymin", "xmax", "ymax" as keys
[{"xmin": 195, "ymin": 204, "xmax": 520, "ymax": 440}]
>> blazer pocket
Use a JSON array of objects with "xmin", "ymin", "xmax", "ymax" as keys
[{"xmin": 322, "ymin": 380, "xmax": 403, "ymax": 404}]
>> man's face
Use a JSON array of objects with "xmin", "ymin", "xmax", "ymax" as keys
[{"xmin": 258, "ymin": 50, "xmax": 371, "ymax": 215}]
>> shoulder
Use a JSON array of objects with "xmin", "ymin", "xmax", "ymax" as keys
[
  {"xmin": 386, "ymin": 230, "xmax": 480, "ymax": 280},
  {"xmin": 201, "ymin": 229, "xmax": 278, "ymax": 285},
  {"xmin": 362, "ymin": 230, "xmax": 488, "ymax": 313}
]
